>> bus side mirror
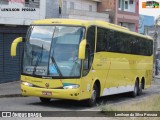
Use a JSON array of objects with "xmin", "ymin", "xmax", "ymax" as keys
[
  {"xmin": 11, "ymin": 37, "xmax": 24, "ymax": 57},
  {"xmin": 78, "ymin": 39, "xmax": 87, "ymax": 60}
]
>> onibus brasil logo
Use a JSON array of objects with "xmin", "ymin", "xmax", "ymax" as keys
[{"xmin": 142, "ymin": 0, "xmax": 160, "ymax": 8}]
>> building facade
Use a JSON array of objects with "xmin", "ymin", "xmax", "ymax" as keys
[
  {"xmin": 0, "ymin": 0, "xmax": 59, "ymax": 83},
  {"xmin": 0, "ymin": 0, "xmax": 109, "ymax": 83},
  {"xmin": 0, "ymin": 0, "xmax": 63, "ymax": 25},
  {"xmin": 138, "ymin": 15, "xmax": 155, "ymax": 34},
  {"xmin": 98, "ymin": 0, "xmax": 139, "ymax": 32},
  {"xmin": 60, "ymin": 0, "xmax": 109, "ymax": 21}
]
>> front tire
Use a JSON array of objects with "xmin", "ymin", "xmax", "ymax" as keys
[
  {"xmin": 85, "ymin": 84, "xmax": 98, "ymax": 107},
  {"xmin": 39, "ymin": 97, "xmax": 51, "ymax": 103}
]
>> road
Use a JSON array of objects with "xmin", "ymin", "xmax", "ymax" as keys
[{"xmin": 0, "ymin": 78, "xmax": 160, "ymax": 117}]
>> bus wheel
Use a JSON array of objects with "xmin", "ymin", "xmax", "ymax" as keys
[
  {"xmin": 85, "ymin": 84, "xmax": 98, "ymax": 107},
  {"xmin": 137, "ymin": 82, "xmax": 143, "ymax": 96},
  {"xmin": 39, "ymin": 97, "xmax": 51, "ymax": 103},
  {"xmin": 131, "ymin": 81, "xmax": 138, "ymax": 97}
]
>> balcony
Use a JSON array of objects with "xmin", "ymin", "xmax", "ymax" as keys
[{"xmin": 61, "ymin": 9, "xmax": 109, "ymax": 22}]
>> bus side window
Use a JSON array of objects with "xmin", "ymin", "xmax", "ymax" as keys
[
  {"xmin": 84, "ymin": 46, "xmax": 91, "ymax": 70},
  {"xmin": 83, "ymin": 26, "xmax": 95, "ymax": 76},
  {"xmin": 107, "ymin": 30, "xmax": 115, "ymax": 52}
]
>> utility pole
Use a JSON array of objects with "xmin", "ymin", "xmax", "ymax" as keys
[{"xmin": 154, "ymin": 15, "xmax": 160, "ymax": 76}]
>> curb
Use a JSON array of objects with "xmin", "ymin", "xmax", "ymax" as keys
[
  {"xmin": 0, "ymin": 94, "xmax": 23, "ymax": 98},
  {"xmin": 154, "ymin": 76, "xmax": 160, "ymax": 79},
  {"xmin": 0, "ymin": 81, "xmax": 20, "ymax": 85},
  {"xmin": 153, "ymin": 75, "xmax": 160, "ymax": 78},
  {"xmin": 0, "ymin": 81, "xmax": 21, "ymax": 98}
]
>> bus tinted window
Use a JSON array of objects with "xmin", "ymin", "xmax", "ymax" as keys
[
  {"xmin": 97, "ymin": 27, "xmax": 108, "ymax": 52},
  {"xmin": 87, "ymin": 26, "xmax": 96, "ymax": 54},
  {"xmin": 96, "ymin": 27, "xmax": 153, "ymax": 56}
]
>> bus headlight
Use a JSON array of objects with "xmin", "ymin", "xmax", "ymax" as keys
[
  {"xmin": 63, "ymin": 85, "xmax": 79, "ymax": 89},
  {"xmin": 22, "ymin": 82, "xmax": 33, "ymax": 87}
]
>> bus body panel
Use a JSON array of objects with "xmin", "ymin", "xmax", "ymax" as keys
[{"xmin": 90, "ymin": 52, "xmax": 153, "ymax": 96}]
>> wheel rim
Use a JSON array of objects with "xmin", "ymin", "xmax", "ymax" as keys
[
  {"xmin": 92, "ymin": 90, "xmax": 96, "ymax": 101},
  {"xmin": 91, "ymin": 86, "xmax": 97, "ymax": 103}
]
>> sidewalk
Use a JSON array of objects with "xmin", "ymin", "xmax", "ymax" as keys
[
  {"xmin": 0, "ymin": 81, "xmax": 21, "ymax": 97},
  {"xmin": 154, "ymin": 75, "xmax": 160, "ymax": 79}
]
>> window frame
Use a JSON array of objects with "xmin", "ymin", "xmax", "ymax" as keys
[
  {"xmin": 70, "ymin": 2, "xmax": 75, "ymax": 10},
  {"xmin": 124, "ymin": 0, "xmax": 129, "ymax": 11},
  {"xmin": 89, "ymin": 5, "xmax": 92, "ymax": 12},
  {"xmin": 118, "ymin": 0, "xmax": 122, "ymax": 10},
  {"xmin": 82, "ymin": 26, "xmax": 96, "ymax": 77},
  {"xmin": 0, "ymin": 0, "xmax": 9, "ymax": 5},
  {"xmin": 25, "ymin": 0, "xmax": 40, "ymax": 8}
]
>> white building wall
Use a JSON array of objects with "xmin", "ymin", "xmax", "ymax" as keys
[
  {"xmin": 0, "ymin": 0, "xmax": 46, "ymax": 25},
  {"xmin": 0, "ymin": 0, "xmax": 109, "ymax": 25},
  {"xmin": 68, "ymin": 14, "xmax": 109, "ymax": 21},
  {"xmin": 62, "ymin": 0, "xmax": 97, "ymax": 12},
  {"xmin": 46, "ymin": 0, "xmax": 59, "ymax": 18},
  {"xmin": 61, "ymin": 0, "xmax": 109, "ymax": 21}
]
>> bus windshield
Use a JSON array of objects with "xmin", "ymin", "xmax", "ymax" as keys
[{"xmin": 23, "ymin": 25, "xmax": 85, "ymax": 78}]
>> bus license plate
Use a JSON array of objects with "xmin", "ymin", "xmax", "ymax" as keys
[{"xmin": 42, "ymin": 91, "xmax": 52, "ymax": 96}]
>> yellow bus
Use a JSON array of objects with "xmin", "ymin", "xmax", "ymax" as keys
[{"xmin": 11, "ymin": 19, "xmax": 153, "ymax": 106}]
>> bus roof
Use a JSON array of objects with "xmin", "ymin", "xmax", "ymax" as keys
[{"xmin": 32, "ymin": 19, "xmax": 153, "ymax": 40}]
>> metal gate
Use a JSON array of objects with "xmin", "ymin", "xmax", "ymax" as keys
[{"xmin": 0, "ymin": 25, "xmax": 28, "ymax": 83}]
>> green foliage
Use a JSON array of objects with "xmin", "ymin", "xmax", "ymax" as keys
[{"xmin": 97, "ymin": 102, "xmax": 115, "ymax": 112}]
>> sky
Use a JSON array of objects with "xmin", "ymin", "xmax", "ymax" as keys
[{"xmin": 139, "ymin": 0, "xmax": 160, "ymax": 19}]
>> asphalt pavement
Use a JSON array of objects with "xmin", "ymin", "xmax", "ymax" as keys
[{"xmin": 0, "ymin": 81, "xmax": 21, "ymax": 97}]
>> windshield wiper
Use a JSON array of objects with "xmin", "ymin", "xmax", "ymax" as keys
[
  {"xmin": 49, "ymin": 26, "xmax": 63, "ymax": 77},
  {"xmin": 50, "ymin": 57, "xmax": 62, "ymax": 77},
  {"xmin": 32, "ymin": 44, "xmax": 43, "ymax": 75}
]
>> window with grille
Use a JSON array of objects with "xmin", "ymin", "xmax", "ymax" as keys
[
  {"xmin": 0, "ymin": 0, "xmax": 9, "ymax": 5},
  {"xmin": 70, "ymin": 2, "xmax": 75, "ymax": 10},
  {"xmin": 89, "ymin": 5, "xmax": 92, "ymax": 12},
  {"xmin": 25, "ymin": 0, "xmax": 40, "ymax": 8}
]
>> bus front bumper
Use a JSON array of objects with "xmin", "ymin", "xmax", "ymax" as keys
[{"xmin": 21, "ymin": 84, "xmax": 81, "ymax": 100}]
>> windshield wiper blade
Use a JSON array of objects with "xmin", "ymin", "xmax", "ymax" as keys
[
  {"xmin": 50, "ymin": 56, "xmax": 63, "ymax": 77},
  {"xmin": 49, "ymin": 26, "xmax": 63, "ymax": 77},
  {"xmin": 32, "ymin": 44, "xmax": 43, "ymax": 76}
]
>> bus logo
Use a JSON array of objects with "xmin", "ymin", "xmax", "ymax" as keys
[
  {"xmin": 142, "ymin": 0, "xmax": 160, "ymax": 8},
  {"xmin": 45, "ymin": 83, "xmax": 49, "ymax": 89},
  {"xmin": 2, "ymin": 112, "xmax": 11, "ymax": 117}
]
